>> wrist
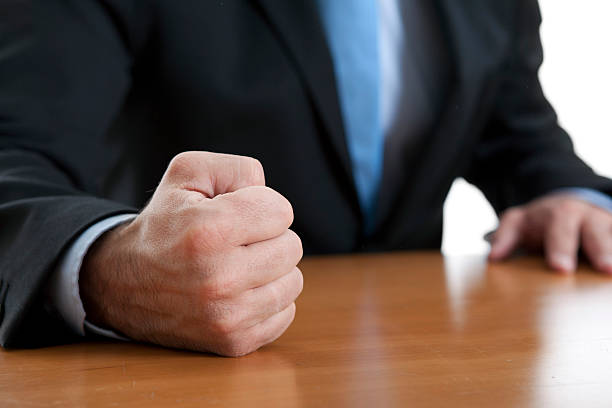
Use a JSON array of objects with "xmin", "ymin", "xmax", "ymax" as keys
[{"xmin": 79, "ymin": 221, "xmax": 134, "ymax": 331}]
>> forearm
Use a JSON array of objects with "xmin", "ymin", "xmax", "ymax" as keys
[
  {"xmin": 0, "ymin": 1, "xmax": 138, "ymax": 347},
  {"xmin": 0, "ymin": 150, "xmax": 136, "ymax": 347}
]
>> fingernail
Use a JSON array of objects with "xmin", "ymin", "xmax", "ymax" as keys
[
  {"xmin": 599, "ymin": 255, "xmax": 612, "ymax": 274},
  {"xmin": 552, "ymin": 254, "xmax": 575, "ymax": 273}
]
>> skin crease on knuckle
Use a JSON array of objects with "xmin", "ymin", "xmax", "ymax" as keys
[
  {"xmin": 251, "ymin": 186, "xmax": 293, "ymax": 223},
  {"xmin": 187, "ymin": 209, "xmax": 290, "ymax": 353},
  {"xmin": 261, "ymin": 279, "xmax": 285, "ymax": 316},
  {"xmin": 217, "ymin": 189, "xmax": 274, "ymax": 242},
  {"xmin": 217, "ymin": 333, "xmax": 255, "ymax": 358},
  {"xmin": 218, "ymin": 303, "xmax": 297, "ymax": 357},
  {"xmin": 270, "ymin": 267, "xmax": 303, "ymax": 312},
  {"xmin": 232, "ymin": 186, "xmax": 293, "ymax": 227},
  {"xmin": 242, "ymin": 272, "xmax": 291, "ymax": 322},
  {"xmin": 209, "ymin": 305, "xmax": 241, "ymax": 338},
  {"xmin": 183, "ymin": 205, "xmax": 236, "ymax": 255},
  {"xmin": 213, "ymin": 187, "xmax": 294, "ymax": 246},
  {"xmin": 257, "ymin": 303, "xmax": 297, "ymax": 348},
  {"xmin": 188, "ymin": 250, "xmax": 240, "ymax": 301},
  {"xmin": 201, "ymin": 302, "xmax": 263, "ymax": 357},
  {"xmin": 187, "ymin": 227, "xmax": 301, "ymax": 356},
  {"xmin": 152, "ymin": 296, "xmax": 248, "ymax": 354},
  {"xmin": 236, "ymin": 267, "xmax": 303, "ymax": 329},
  {"xmin": 204, "ymin": 154, "xmax": 264, "ymax": 193},
  {"xmin": 257, "ymin": 230, "xmax": 302, "ymax": 275}
]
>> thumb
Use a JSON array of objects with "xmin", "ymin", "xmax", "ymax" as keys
[
  {"xmin": 161, "ymin": 151, "xmax": 265, "ymax": 197},
  {"xmin": 489, "ymin": 208, "xmax": 525, "ymax": 261}
]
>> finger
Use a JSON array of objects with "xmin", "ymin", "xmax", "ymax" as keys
[
  {"xmin": 217, "ymin": 302, "xmax": 297, "ymax": 357},
  {"xmin": 239, "ymin": 266, "xmax": 303, "ymax": 328},
  {"xmin": 207, "ymin": 185, "xmax": 294, "ymax": 246},
  {"xmin": 234, "ymin": 229, "xmax": 303, "ymax": 290},
  {"xmin": 581, "ymin": 216, "xmax": 612, "ymax": 274},
  {"xmin": 543, "ymin": 211, "xmax": 582, "ymax": 274},
  {"xmin": 162, "ymin": 151, "xmax": 265, "ymax": 196},
  {"xmin": 489, "ymin": 208, "xmax": 525, "ymax": 260},
  {"xmin": 246, "ymin": 302, "xmax": 296, "ymax": 353}
]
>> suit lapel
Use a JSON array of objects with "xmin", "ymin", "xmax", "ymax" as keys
[
  {"xmin": 254, "ymin": 0, "xmax": 498, "ymax": 239},
  {"xmin": 252, "ymin": 0, "xmax": 354, "ymax": 185}
]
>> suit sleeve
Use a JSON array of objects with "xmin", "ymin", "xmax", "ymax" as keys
[
  {"xmin": 0, "ymin": 0, "xmax": 144, "ymax": 347},
  {"xmin": 463, "ymin": 0, "xmax": 612, "ymax": 213}
]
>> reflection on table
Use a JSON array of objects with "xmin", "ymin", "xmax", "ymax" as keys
[{"xmin": 2, "ymin": 252, "xmax": 612, "ymax": 407}]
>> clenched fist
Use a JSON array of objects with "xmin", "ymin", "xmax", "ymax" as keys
[{"xmin": 80, "ymin": 152, "xmax": 303, "ymax": 356}]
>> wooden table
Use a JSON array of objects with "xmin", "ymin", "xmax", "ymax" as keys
[{"xmin": 3, "ymin": 252, "xmax": 612, "ymax": 407}]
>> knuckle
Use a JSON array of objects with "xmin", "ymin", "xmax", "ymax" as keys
[
  {"xmin": 293, "ymin": 267, "xmax": 304, "ymax": 297},
  {"xmin": 242, "ymin": 186, "xmax": 294, "ymax": 226},
  {"xmin": 286, "ymin": 230, "xmax": 304, "ymax": 263},
  {"xmin": 549, "ymin": 205, "xmax": 564, "ymax": 219},
  {"xmin": 502, "ymin": 208, "xmax": 523, "ymax": 222},
  {"xmin": 267, "ymin": 281, "xmax": 285, "ymax": 311},
  {"xmin": 223, "ymin": 189, "xmax": 252, "ymax": 217},
  {"xmin": 557, "ymin": 199, "xmax": 582, "ymax": 214},
  {"xmin": 550, "ymin": 205, "xmax": 575, "ymax": 222},
  {"xmin": 182, "ymin": 226, "xmax": 209, "ymax": 259},
  {"xmin": 219, "ymin": 336, "xmax": 253, "ymax": 357},
  {"xmin": 216, "ymin": 319, "xmax": 237, "ymax": 338},
  {"xmin": 242, "ymin": 156, "xmax": 265, "ymax": 185},
  {"xmin": 262, "ymin": 188, "xmax": 294, "ymax": 226},
  {"xmin": 182, "ymin": 223, "xmax": 223, "ymax": 257},
  {"xmin": 208, "ymin": 209, "xmax": 236, "ymax": 245},
  {"xmin": 206, "ymin": 305, "xmax": 240, "ymax": 337},
  {"xmin": 285, "ymin": 302, "xmax": 297, "ymax": 324},
  {"xmin": 269, "ymin": 230, "xmax": 303, "ymax": 267},
  {"xmin": 279, "ymin": 197, "xmax": 294, "ymax": 226},
  {"xmin": 270, "ymin": 269, "xmax": 303, "ymax": 309},
  {"xmin": 167, "ymin": 152, "xmax": 197, "ymax": 180},
  {"xmin": 200, "ymin": 269, "xmax": 239, "ymax": 300},
  {"xmin": 185, "ymin": 211, "xmax": 236, "ymax": 253}
]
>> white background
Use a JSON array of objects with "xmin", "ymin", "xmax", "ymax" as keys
[{"xmin": 442, "ymin": 0, "xmax": 612, "ymax": 255}]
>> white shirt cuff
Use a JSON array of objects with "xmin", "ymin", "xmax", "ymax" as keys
[{"xmin": 48, "ymin": 213, "xmax": 137, "ymax": 339}]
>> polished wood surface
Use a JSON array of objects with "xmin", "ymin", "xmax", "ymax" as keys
[{"xmin": 3, "ymin": 252, "xmax": 612, "ymax": 407}]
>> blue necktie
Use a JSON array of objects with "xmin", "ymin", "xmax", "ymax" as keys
[{"xmin": 317, "ymin": 0, "xmax": 383, "ymax": 232}]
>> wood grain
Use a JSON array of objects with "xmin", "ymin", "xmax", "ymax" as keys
[{"xmin": 3, "ymin": 252, "xmax": 612, "ymax": 407}]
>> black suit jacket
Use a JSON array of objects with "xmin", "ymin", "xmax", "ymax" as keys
[{"xmin": 1, "ymin": 0, "xmax": 611, "ymax": 348}]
